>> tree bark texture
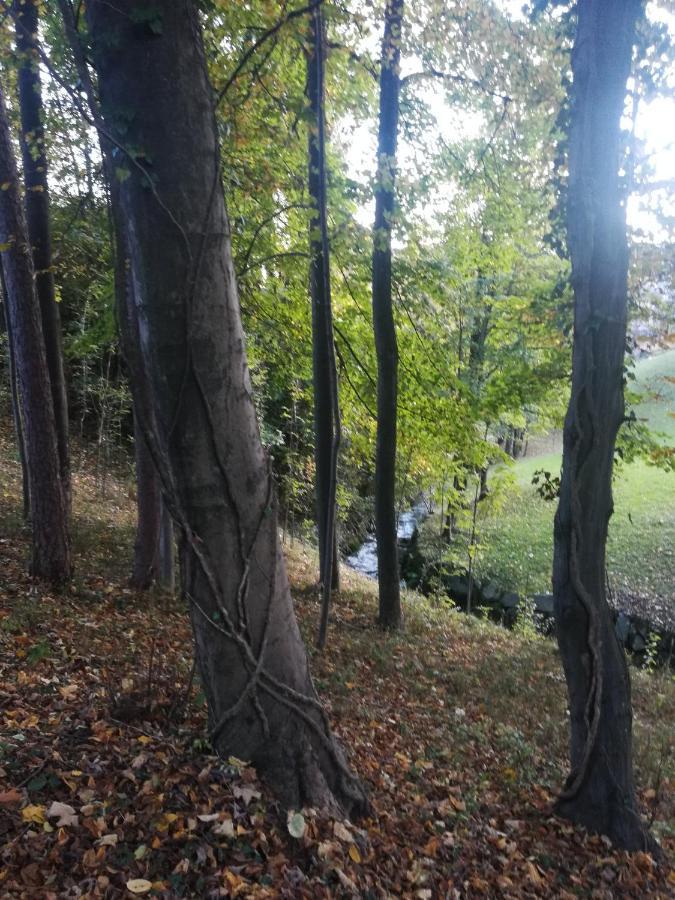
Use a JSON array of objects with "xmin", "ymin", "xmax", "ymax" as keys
[
  {"xmin": 130, "ymin": 407, "xmax": 162, "ymax": 591},
  {"xmin": 1, "ymin": 270, "xmax": 30, "ymax": 519},
  {"xmin": 552, "ymin": 0, "xmax": 653, "ymax": 851},
  {"xmin": 14, "ymin": 0, "xmax": 70, "ymax": 510},
  {"xmin": 85, "ymin": 0, "xmax": 366, "ymax": 815},
  {"xmin": 306, "ymin": 7, "xmax": 340, "ymax": 647},
  {"xmin": 372, "ymin": 0, "xmax": 403, "ymax": 629},
  {"xmin": 157, "ymin": 495, "xmax": 175, "ymax": 593},
  {"xmin": 0, "ymin": 79, "xmax": 71, "ymax": 583}
]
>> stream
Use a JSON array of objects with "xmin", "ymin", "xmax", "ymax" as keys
[
  {"xmin": 344, "ymin": 498, "xmax": 675, "ymax": 668},
  {"xmin": 346, "ymin": 499, "xmax": 429, "ymax": 580}
]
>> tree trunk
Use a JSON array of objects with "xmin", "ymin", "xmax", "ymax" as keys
[
  {"xmin": 85, "ymin": 0, "xmax": 366, "ymax": 816},
  {"xmin": 14, "ymin": 0, "xmax": 70, "ymax": 511},
  {"xmin": 130, "ymin": 407, "xmax": 161, "ymax": 591},
  {"xmin": 553, "ymin": 0, "xmax": 654, "ymax": 852},
  {"xmin": 1, "ymin": 271, "xmax": 30, "ymax": 520},
  {"xmin": 0, "ymin": 79, "xmax": 70, "ymax": 583},
  {"xmin": 157, "ymin": 495, "xmax": 175, "ymax": 593},
  {"xmin": 306, "ymin": 6, "xmax": 341, "ymax": 644},
  {"xmin": 372, "ymin": 0, "xmax": 404, "ymax": 630}
]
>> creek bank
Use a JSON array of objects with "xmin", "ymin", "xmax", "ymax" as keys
[
  {"xmin": 409, "ymin": 561, "xmax": 673, "ymax": 666},
  {"xmin": 345, "ymin": 505, "xmax": 674, "ymax": 667}
]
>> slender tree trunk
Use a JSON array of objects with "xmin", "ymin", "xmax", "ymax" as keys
[
  {"xmin": 14, "ymin": 0, "xmax": 70, "ymax": 511},
  {"xmin": 553, "ymin": 0, "xmax": 654, "ymax": 852},
  {"xmin": 130, "ymin": 407, "xmax": 161, "ymax": 590},
  {"xmin": 85, "ymin": 0, "xmax": 366, "ymax": 815},
  {"xmin": 372, "ymin": 0, "xmax": 403, "ymax": 630},
  {"xmin": 306, "ymin": 6, "xmax": 340, "ymax": 640},
  {"xmin": 0, "ymin": 79, "xmax": 70, "ymax": 583},
  {"xmin": 1, "ymin": 272, "xmax": 30, "ymax": 519}
]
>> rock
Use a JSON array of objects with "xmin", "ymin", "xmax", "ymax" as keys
[
  {"xmin": 446, "ymin": 575, "xmax": 470, "ymax": 603},
  {"xmin": 615, "ymin": 612, "xmax": 631, "ymax": 644},
  {"xmin": 501, "ymin": 592, "xmax": 520, "ymax": 610},
  {"xmin": 482, "ymin": 581, "xmax": 502, "ymax": 604},
  {"xmin": 534, "ymin": 594, "xmax": 554, "ymax": 616},
  {"xmin": 631, "ymin": 631, "xmax": 647, "ymax": 653}
]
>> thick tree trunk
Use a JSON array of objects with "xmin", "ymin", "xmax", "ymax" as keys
[
  {"xmin": 130, "ymin": 408, "xmax": 161, "ymax": 591},
  {"xmin": 306, "ymin": 7, "xmax": 341, "ymax": 641},
  {"xmin": 14, "ymin": 0, "xmax": 70, "ymax": 511},
  {"xmin": 0, "ymin": 80, "xmax": 70, "ymax": 583},
  {"xmin": 553, "ymin": 0, "xmax": 654, "ymax": 852},
  {"xmin": 372, "ymin": 0, "xmax": 404, "ymax": 630},
  {"xmin": 85, "ymin": 0, "xmax": 366, "ymax": 815}
]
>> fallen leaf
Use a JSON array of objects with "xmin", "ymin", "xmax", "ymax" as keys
[
  {"xmin": 47, "ymin": 801, "xmax": 78, "ymax": 827},
  {"xmin": 333, "ymin": 821, "xmax": 352, "ymax": 842},
  {"xmin": 232, "ymin": 785, "xmax": 261, "ymax": 805},
  {"xmin": 126, "ymin": 879, "xmax": 153, "ymax": 894},
  {"xmin": 287, "ymin": 810, "xmax": 306, "ymax": 839},
  {"xmin": 21, "ymin": 804, "xmax": 46, "ymax": 824},
  {"xmin": 213, "ymin": 818, "xmax": 235, "ymax": 837}
]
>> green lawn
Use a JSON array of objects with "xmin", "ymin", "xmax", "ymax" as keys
[{"xmin": 467, "ymin": 350, "xmax": 675, "ymax": 601}]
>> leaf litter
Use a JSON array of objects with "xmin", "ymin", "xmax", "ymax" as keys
[{"xmin": 0, "ymin": 429, "xmax": 673, "ymax": 897}]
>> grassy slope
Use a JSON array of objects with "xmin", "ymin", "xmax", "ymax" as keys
[
  {"xmin": 0, "ymin": 424, "xmax": 674, "ymax": 895},
  {"xmin": 470, "ymin": 350, "xmax": 675, "ymax": 609}
]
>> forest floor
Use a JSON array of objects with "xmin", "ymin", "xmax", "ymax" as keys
[{"xmin": 1, "ymin": 426, "xmax": 675, "ymax": 898}]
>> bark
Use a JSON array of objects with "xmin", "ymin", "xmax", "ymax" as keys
[
  {"xmin": 0, "ymin": 79, "xmax": 70, "ymax": 583},
  {"xmin": 306, "ymin": 6, "xmax": 340, "ymax": 643},
  {"xmin": 130, "ymin": 407, "xmax": 162, "ymax": 591},
  {"xmin": 14, "ymin": 0, "xmax": 70, "ymax": 510},
  {"xmin": 372, "ymin": 0, "xmax": 404, "ymax": 630},
  {"xmin": 85, "ymin": 0, "xmax": 366, "ymax": 816},
  {"xmin": 157, "ymin": 495, "xmax": 175, "ymax": 593},
  {"xmin": 553, "ymin": 0, "xmax": 655, "ymax": 852},
  {"xmin": 1, "ymin": 271, "xmax": 30, "ymax": 519}
]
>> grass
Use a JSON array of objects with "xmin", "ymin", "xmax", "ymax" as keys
[{"xmin": 431, "ymin": 350, "xmax": 675, "ymax": 609}]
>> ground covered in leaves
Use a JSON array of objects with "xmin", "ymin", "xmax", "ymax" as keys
[{"xmin": 1, "ymin": 431, "xmax": 674, "ymax": 898}]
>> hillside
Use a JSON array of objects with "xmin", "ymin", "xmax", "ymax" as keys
[
  {"xmin": 1, "ymin": 425, "xmax": 674, "ymax": 897},
  {"xmin": 451, "ymin": 350, "xmax": 675, "ymax": 627}
]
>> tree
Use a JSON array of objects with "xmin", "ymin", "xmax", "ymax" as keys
[
  {"xmin": 13, "ymin": 0, "xmax": 70, "ymax": 510},
  {"xmin": 0, "ymin": 77, "xmax": 71, "ymax": 583},
  {"xmin": 130, "ymin": 409, "xmax": 163, "ymax": 591},
  {"xmin": 372, "ymin": 0, "xmax": 404, "ymax": 629},
  {"xmin": 82, "ymin": 0, "xmax": 366, "ymax": 814},
  {"xmin": 552, "ymin": 0, "xmax": 655, "ymax": 851},
  {"xmin": 0, "ymin": 268, "xmax": 30, "ymax": 520},
  {"xmin": 306, "ymin": 5, "xmax": 341, "ymax": 646}
]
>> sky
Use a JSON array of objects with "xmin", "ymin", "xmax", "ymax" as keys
[{"xmin": 340, "ymin": 0, "xmax": 674, "ymax": 243}]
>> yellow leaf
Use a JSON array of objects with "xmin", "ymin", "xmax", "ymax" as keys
[
  {"xmin": 21, "ymin": 804, "xmax": 45, "ymax": 824},
  {"xmin": 348, "ymin": 844, "xmax": 361, "ymax": 863}
]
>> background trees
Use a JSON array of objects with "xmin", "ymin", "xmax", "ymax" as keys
[{"xmin": 0, "ymin": 78, "xmax": 71, "ymax": 582}]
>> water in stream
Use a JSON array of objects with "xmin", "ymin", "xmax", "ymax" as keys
[{"xmin": 346, "ymin": 500, "xmax": 429, "ymax": 579}]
